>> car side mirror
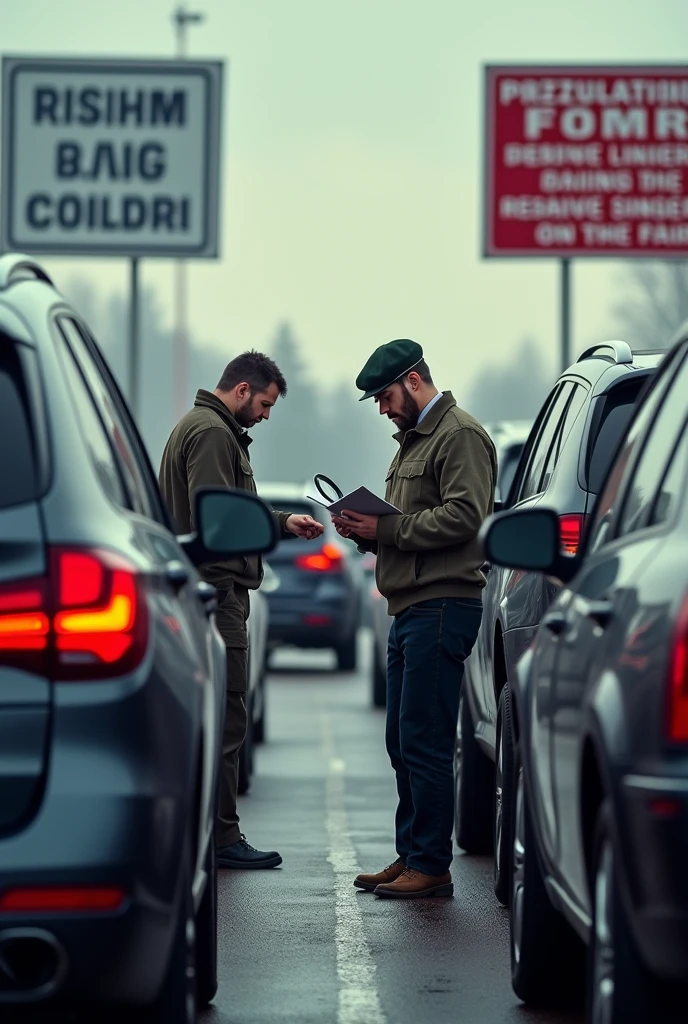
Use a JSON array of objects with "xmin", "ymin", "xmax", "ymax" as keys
[
  {"xmin": 479, "ymin": 507, "xmax": 578, "ymax": 582},
  {"xmin": 178, "ymin": 487, "xmax": 278, "ymax": 565}
]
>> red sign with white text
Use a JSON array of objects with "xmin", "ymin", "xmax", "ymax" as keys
[{"xmin": 484, "ymin": 65, "xmax": 688, "ymax": 257}]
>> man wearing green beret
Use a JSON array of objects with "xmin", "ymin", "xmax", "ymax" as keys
[{"xmin": 333, "ymin": 339, "xmax": 496, "ymax": 899}]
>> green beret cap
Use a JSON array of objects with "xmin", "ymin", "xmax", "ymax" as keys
[{"xmin": 356, "ymin": 339, "xmax": 424, "ymax": 401}]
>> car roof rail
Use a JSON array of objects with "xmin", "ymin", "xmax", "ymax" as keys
[
  {"xmin": 576, "ymin": 340, "xmax": 633, "ymax": 365},
  {"xmin": 0, "ymin": 253, "xmax": 53, "ymax": 291}
]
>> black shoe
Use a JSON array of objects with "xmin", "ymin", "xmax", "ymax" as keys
[{"xmin": 217, "ymin": 834, "xmax": 283, "ymax": 869}]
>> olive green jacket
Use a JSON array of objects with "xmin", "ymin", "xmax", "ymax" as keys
[
  {"xmin": 159, "ymin": 390, "xmax": 291, "ymax": 596},
  {"xmin": 371, "ymin": 392, "xmax": 497, "ymax": 615}
]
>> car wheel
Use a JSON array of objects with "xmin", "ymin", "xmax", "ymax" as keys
[
  {"xmin": 253, "ymin": 667, "xmax": 267, "ymax": 744},
  {"xmin": 588, "ymin": 801, "xmax": 674, "ymax": 1023},
  {"xmin": 237, "ymin": 702, "xmax": 253, "ymax": 796},
  {"xmin": 494, "ymin": 684, "xmax": 515, "ymax": 906},
  {"xmin": 510, "ymin": 743, "xmax": 584, "ymax": 1007},
  {"xmin": 454, "ymin": 689, "xmax": 493, "ymax": 853},
  {"xmin": 336, "ymin": 632, "xmax": 357, "ymax": 672},
  {"xmin": 195, "ymin": 838, "xmax": 218, "ymax": 1008},
  {"xmin": 372, "ymin": 638, "xmax": 387, "ymax": 708}
]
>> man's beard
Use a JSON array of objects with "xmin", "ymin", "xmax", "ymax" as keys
[
  {"xmin": 235, "ymin": 396, "xmax": 256, "ymax": 428},
  {"xmin": 392, "ymin": 389, "xmax": 419, "ymax": 433}
]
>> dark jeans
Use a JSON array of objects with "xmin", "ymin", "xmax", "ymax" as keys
[{"xmin": 386, "ymin": 598, "xmax": 483, "ymax": 876}]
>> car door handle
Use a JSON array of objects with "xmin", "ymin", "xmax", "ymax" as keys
[
  {"xmin": 164, "ymin": 560, "xmax": 190, "ymax": 592},
  {"xmin": 586, "ymin": 600, "xmax": 613, "ymax": 629},
  {"xmin": 542, "ymin": 611, "xmax": 568, "ymax": 637}
]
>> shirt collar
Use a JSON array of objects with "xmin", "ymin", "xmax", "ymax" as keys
[{"xmin": 416, "ymin": 391, "xmax": 443, "ymax": 425}]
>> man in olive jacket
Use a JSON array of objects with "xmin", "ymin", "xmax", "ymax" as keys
[
  {"xmin": 334, "ymin": 339, "xmax": 496, "ymax": 898},
  {"xmin": 160, "ymin": 351, "xmax": 323, "ymax": 869}
]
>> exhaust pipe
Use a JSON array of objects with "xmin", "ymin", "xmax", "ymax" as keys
[{"xmin": 0, "ymin": 928, "xmax": 68, "ymax": 1000}]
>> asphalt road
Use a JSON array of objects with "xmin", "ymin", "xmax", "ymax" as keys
[{"xmin": 202, "ymin": 631, "xmax": 585, "ymax": 1024}]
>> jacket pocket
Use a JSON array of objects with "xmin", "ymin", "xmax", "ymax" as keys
[
  {"xmin": 415, "ymin": 549, "xmax": 449, "ymax": 584},
  {"xmin": 397, "ymin": 459, "xmax": 426, "ymax": 511}
]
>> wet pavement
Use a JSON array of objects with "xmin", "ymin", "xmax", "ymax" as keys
[{"xmin": 202, "ymin": 633, "xmax": 584, "ymax": 1024}]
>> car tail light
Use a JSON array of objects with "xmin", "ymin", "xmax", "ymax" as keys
[
  {"xmin": 666, "ymin": 595, "xmax": 688, "ymax": 743},
  {"xmin": 295, "ymin": 543, "xmax": 343, "ymax": 573},
  {"xmin": 559, "ymin": 514, "xmax": 588, "ymax": 555},
  {"xmin": 0, "ymin": 886, "xmax": 126, "ymax": 913},
  {"xmin": 0, "ymin": 548, "xmax": 148, "ymax": 681}
]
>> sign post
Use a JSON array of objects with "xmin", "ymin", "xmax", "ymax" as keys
[
  {"xmin": 484, "ymin": 64, "xmax": 688, "ymax": 371},
  {"xmin": 1, "ymin": 56, "xmax": 223, "ymax": 418}
]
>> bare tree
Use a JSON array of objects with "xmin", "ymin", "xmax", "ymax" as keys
[{"xmin": 614, "ymin": 262, "xmax": 688, "ymax": 350}]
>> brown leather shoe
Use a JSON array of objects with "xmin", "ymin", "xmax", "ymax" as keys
[
  {"xmin": 374, "ymin": 867, "xmax": 453, "ymax": 899},
  {"xmin": 354, "ymin": 857, "xmax": 406, "ymax": 892}
]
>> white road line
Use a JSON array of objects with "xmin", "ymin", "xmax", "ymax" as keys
[{"xmin": 321, "ymin": 713, "xmax": 387, "ymax": 1024}]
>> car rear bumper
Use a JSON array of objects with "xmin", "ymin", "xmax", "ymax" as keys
[
  {"xmin": 0, "ymin": 790, "xmax": 184, "ymax": 1006},
  {"xmin": 621, "ymin": 772, "xmax": 688, "ymax": 982},
  {"xmin": 0, "ymin": 897, "xmax": 176, "ymax": 1006},
  {"xmin": 267, "ymin": 596, "xmax": 356, "ymax": 649}
]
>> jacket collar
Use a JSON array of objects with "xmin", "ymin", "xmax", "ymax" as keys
[
  {"xmin": 393, "ymin": 391, "xmax": 456, "ymax": 444},
  {"xmin": 194, "ymin": 390, "xmax": 253, "ymax": 449}
]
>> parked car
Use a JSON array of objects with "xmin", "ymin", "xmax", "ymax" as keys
[
  {"xmin": 238, "ymin": 582, "xmax": 271, "ymax": 795},
  {"xmin": 480, "ymin": 326, "xmax": 688, "ymax": 1023},
  {"xmin": 0, "ymin": 253, "xmax": 278, "ymax": 1023},
  {"xmin": 257, "ymin": 483, "xmax": 363, "ymax": 670},
  {"xmin": 456, "ymin": 341, "xmax": 665, "ymax": 908},
  {"xmin": 486, "ymin": 419, "xmax": 533, "ymax": 504}
]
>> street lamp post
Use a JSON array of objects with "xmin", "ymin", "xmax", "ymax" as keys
[{"xmin": 172, "ymin": 5, "xmax": 205, "ymax": 419}]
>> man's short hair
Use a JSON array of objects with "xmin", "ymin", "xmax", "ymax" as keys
[
  {"xmin": 398, "ymin": 359, "xmax": 433, "ymax": 386},
  {"xmin": 217, "ymin": 351, "xmax": 287, "ymax": 397}
]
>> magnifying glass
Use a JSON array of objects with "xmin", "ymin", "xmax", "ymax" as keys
[{"xmin": 314, "ymin": 473, "xmax": 344, "ymax": 504}]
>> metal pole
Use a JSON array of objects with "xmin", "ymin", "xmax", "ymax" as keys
[
  {"xmin": 129, "ymin": 257, "xmax": 140, "ymax": 419},
  {"xmin": 172, "ymin": 5, "xmax": 204, "ymax": 419},
  {"xmin": 561, "ymin": 257, "xmax": 571, "ymax": 372}
]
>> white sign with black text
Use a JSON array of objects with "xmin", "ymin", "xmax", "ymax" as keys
[{"xmin": 1, "ymin": 57, "xmax": 223, "ymax": 257}]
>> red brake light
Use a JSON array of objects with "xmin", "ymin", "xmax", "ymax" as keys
[
  {"xmin": 0, "ymin": 548, "xmax": 148, "ymax": 681},
  {"xmin": 0, "ymin": 886, "xmax": 126, "ymax": 913},
  {"xmin": 0, "ymin": 579, "xmax": 50, "ymax": 672},
  {"xmin": 667, "ymin": 595, "xmax": 688, "ymax": 743},
  {"xmin": 295, "ymin": 543, "xmax": 344, "ymax": 573},
  {"xmin": 559, "ymin": 514, "xmax": 588, "ymax": 556}
]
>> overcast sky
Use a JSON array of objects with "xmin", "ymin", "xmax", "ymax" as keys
[{"xmin": 4, "ymin": 0, "xmax": 688, "ymax": 399}]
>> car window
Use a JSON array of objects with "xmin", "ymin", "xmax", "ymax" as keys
[
  {"xmin": 586, "ymin": 380, "xmax": 648, "ymax": 495},
  {"xmin": 56, "ymin": 330, "xmax": 128, "ymax": 508},
  {"xmin": 58, "ymin": 318, "xmax": 158, "ymax": 520},
  {"xmin": 617, "ymin": 352, "xmax": 688, "ymax": 537},
  {"xmin": 586, "ymin": 353, "xmax": 682, "ymax": 554},
  {"xmin": 0, "ymin": 340, "xmax": 40, "ymax": 510},
  {"xmin": 540, "ymin": 383, "xmax": 587, "ymax": 493},
  {"xmin": 650, "ymin": 420, "xmax": 688, "ymax": 527},
  {"xmin": 497, "ymin": 441, "xmax": 524, "ymax": 500},
  {"xmin": 518, "ymin": 382, "xmax": 575, "ymax": 501}
]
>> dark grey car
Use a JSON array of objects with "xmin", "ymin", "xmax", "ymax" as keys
[
  {"xmin": 258, "ymin": 484, "xmax": 362, "ymax": 671},
  {"xmin": 456, "ymin": 342, "xmax": 664, "ymax": 907},
  {"xmin": 0, "ymin": 254, "xmax": 277, "ymax": 1022},
  {"xmin": 481, "ymin": 326, "xmax": 688, "ymax": 1022}
]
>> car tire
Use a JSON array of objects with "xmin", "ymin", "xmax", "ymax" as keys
[
  {"xmin": 237, "ymin": 701, "xmax": 253, "ymax": 796},
  {"xmin": 195, "ymin": 838, "xmax": 218, "ymax": 1008},
  {"xmin": 336, "ymin": 632, "xmax": 358, "ymax": 672},
  {"xmin": 494, "ymin": 684, "xmax": 515, "ymax": 906},
  {"xmin": 510, "ymin": 743, "xmax": 584, "ymax": 1007},
  {"xmin": 587, "ymin": 800, "xmax": 678, "ymax": 1023},
  {"xmin": 372, "ymin": 638, "xmax": 387, "ymax": 708},
  {"xmin": 454, "ymin": 689, "xmax": 493, "ymax": 853}
]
